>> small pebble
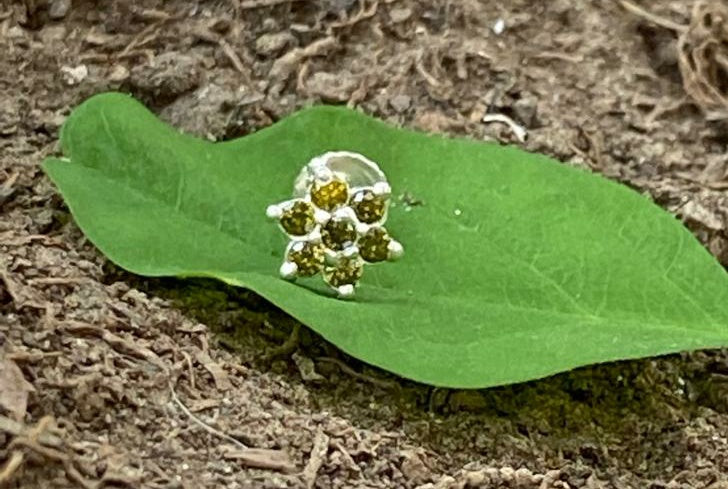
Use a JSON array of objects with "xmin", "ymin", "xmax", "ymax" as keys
[
  {"xmin": 306, "ymin": 71, "xmax": 357, "ymax": 102},
  {"xmin": 108, "ymin": 65, "xmax": 129, "ymax": 83},
  {"xmin": 7, "ymin": 26, "xmax": 25, "ymax": 39},
  {"xmin": 49, "ymin": 0, "xmax": 71, "ymax": 20},
  {"xmin": 513, "ymin": 97, "xmax": 538, "ymax": 127},
  {"xmin": 492, "ymin": 18, "xmax": 506, "ymax": 35},
  {"xmin": 255, "ymin": 32, "xmax": 295, "ymax": 56},
  {"xmin": 389, "ymin": 94, "xmax": 412, "ymax": 113},
  {"xmin": 60, "ymin": 65, "xmax": 88, "ymax": 85},
  {"xmin": 390, "ymin": 7, "xmax": 412, "ymax": 23}
]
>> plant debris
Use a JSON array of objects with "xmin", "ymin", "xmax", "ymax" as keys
[
  {"xmin": 678, "ymin": 0, "xmax": 728, "ymax": 119},
  {"xmin": 0, "ymin": 359, "xmax": 34, "ymax": 421}
]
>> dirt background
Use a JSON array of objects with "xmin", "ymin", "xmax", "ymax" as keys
[{"xmin": 2, "ymin": 0, "xmax": 728, "ymax": 488}]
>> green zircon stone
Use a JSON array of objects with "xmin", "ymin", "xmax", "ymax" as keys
[
  {"xmin": 321, "ymin": 218, "xmax": 357, "ymax": 251},
  {"xmin": 288, "ymin": 241, "xmax": 324, "ymax": 276},
  {"xmin": 351, "ymin": 189, "xmax": 387, "ymax": 224},
  {"xmin": 280, "ymin": 200, "xmax": 315, "ymax": 236},
  {"xmin": 358, "ymin": 227, "xmax": 391, "ymax": 263}
]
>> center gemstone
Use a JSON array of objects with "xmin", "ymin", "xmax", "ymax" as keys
[{"xmin": 321, "ymin": 218, "xmax": 357, "ymax": 251}]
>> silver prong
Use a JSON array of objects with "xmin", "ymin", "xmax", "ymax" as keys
[
  {"xmin": 387, "ymin": 240, "xmax": 404, "ymax": 261},
  {"xmin": 307, "ymin": 227, "xmax": 322, "ymax": 243},
  {"xmin": 342, "ymin": 245, "xmax": 359, "ymax": 259},
  {"xmin": 333, "ymin": 206, "xmax": 357, "ymax": 222},
  {"xmin": 355, "ymin": 222, "xmax": 370, "ymax": 235},
  {"xmin": 310, "ymin": 162, "xmax": 334, "ymax": 182},
  {"xmin": 279, "ymin": 261, "xmax": 298, "ymax": 280},
  {"xmin": 323, "ymin": 248, "xmax": 340, "ymax": 265},
  {"xmin": 266, "ymin": 204, "xmax": 283, "ymax": 219},
  {"xmin": 314, "ymin": 208, "xmax": 331, "ymax": 225},
  {"xmin": 289, "ymin": 240, "xmax": 305, "ymax": 252},
  {"xmin": 373, "ymin": 181, "xmax": 391, "ymax": 197},
  {"xmin": 336, "ymin": 284, "xmax": 355, "ymax": 299}
]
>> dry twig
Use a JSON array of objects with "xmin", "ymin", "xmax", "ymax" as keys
[
  {"xmin": 0, "ymin": 233, "xmax": 62, "ymax": 247},
  {"xmin": 0, "ymin": 268, "xmax": 21, "ymax": 306},
  {"xmin": 28, "ymin": 276, "xmax": 93, "ymax": 286},
  {"xmin": 264, "ymin": 323, "xmax": 300, "ymax": 360},
  {"xmin": 168, "ymin": 381, "xmax": 248, "ymax": 450},
  {"xmin": 645, "ymin": 96, "xmax": 691, "ymax": 125},
  {"xmin": 218, "ymin": 38, "xmax": 248, "ymax": 78},
  {"xmin": 60, "ymin": 321, "xmax": 167, "ymax": 372},
  {"xmin": 415, "ymin": 52, "xmax": 443, "ymax": 88},
  {"xmin": 316, "ymin": 356, "xmax": 399, "ymax": 390},
  {"xmin": 482, "ymin": 113, "xmax": 528, "ymax": 142},
  {"xmin": 0, "ymin": 259, "xmax": 46, "ymax": 310},
  {"xmin": 269, "ymin": 37, "xmax": 336, "ymax": 94},
  {"xmin": 618, "ymin": 0, "xmax": 687, "ymax": 32},
  {"xmin": 330, "ymin": 0, "xmax": 379, "ymax": 29},
  {"xmin": 223, "ymin": 448, "xmax": 296, "ymax": 473},
  {"xmin": 0, "ymin": 416, "xmax": 96, "ymax": 488},
  {"xmin": 11, "ymin": 437, "xmax": 96, "ymax": 489},
  {"xmin": 331, "ymin": 439, "xmax": 361, "ymax": 473},
  {"xmin": 240, "ymin": 0, "xmax": 305, "ymax": 8},
  {"xmin": 118, "ymin": 23, "xmax": 163, "ymax": 58},
  {"xmin": 195, "ymin": 350, "xmax": 232, "ymax": 391},
  {"xmin": 7, "ymin": 351, "xmax": 63, "ymax": 363},
  {"xmin": 677, "ymin": 1, "xmax": 728, "ymax": 118},
  {"xmin": 180, "ymin": 350, "xmax": 196, "ymax": 390},
  {"xmin": 302, "ymin": 429, "xmax": 329, "ymax": 489},
  {"xmin": 0, "ymin": 452, "xmax": 23, "ymax": 483},
  {"xmin": 620, "ymin": 0, "xmax": 728, "ymax": 118}
]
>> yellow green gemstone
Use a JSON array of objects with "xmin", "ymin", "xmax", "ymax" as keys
[
  {"xmin": 311, "ymin": 178, "xmax": 349, "ymax": 211},
  {"xmin": 287, "ymin": 242, "xmax": 324, "ymax": 276},
  {"xmin": 280, "ymin": 200, "xmax": 315, "ymax": 236},
  {"xmin": 351, "ymin": 190, "xmax": 387, "ymax": 224},
  {"xmin": 324, "ymin": 257, "xmax": 364, "ymax": 287},
  {"xmin": 321, "ymin": 218, "xmax": 357, "ymax": 251},
  {"xmin": 358, "ymin": 227, "xmax": 391, "ymax": 263}
]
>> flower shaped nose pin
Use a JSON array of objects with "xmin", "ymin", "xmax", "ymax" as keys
[{"xmin": 266, "ymin": 151, "xmax": 403, "ymax": 299}]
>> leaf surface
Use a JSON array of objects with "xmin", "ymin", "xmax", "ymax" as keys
[{"xmin": 43, "ymin": 93, "xmax": 728, "ymax": 388}]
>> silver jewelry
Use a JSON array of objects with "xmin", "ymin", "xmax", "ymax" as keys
[{"xmin": 266, "ymin": 151, "xmax": 403, "ymax": 298}]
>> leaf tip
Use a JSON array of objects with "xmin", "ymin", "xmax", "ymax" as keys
[{"xmin": 59, "ymin": 91, "xmax": 141, "ymax": 155}]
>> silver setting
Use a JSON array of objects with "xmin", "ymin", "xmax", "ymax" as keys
[
  {"xmin": 266, "ymin": 151, "xmax": 403, "ymax": 298},
  {"xmin": 279, "ymin": 261, "xmax": 298, "ymax": 280},
  {"xmin": 266, "ymin": 204, "xmax": 283, "ymax": 220},
  {"xmin": 336, "ymin": 284, "xmax": 356, "ymax": 299},
  {"xmin": 387, "ymin": 240, "xmax": 404, "ymax": 260},
  {"xmin": 293, "ymin": 151, "xmax": 388, "ymax": 198}
]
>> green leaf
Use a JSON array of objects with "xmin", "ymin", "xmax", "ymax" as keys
[{"xmin": 43, "ymin": 92, "xmax": 728, "ymax": 388}]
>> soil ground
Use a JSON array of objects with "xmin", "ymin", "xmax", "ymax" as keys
[{"xmin": 2, "ymin": 1, "xmax": 728, "ymax": 488}]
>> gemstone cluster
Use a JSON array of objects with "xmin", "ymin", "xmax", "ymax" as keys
[{"xmin": 266, "ymin": 155, "xmax": 403, "ymax": 298}]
